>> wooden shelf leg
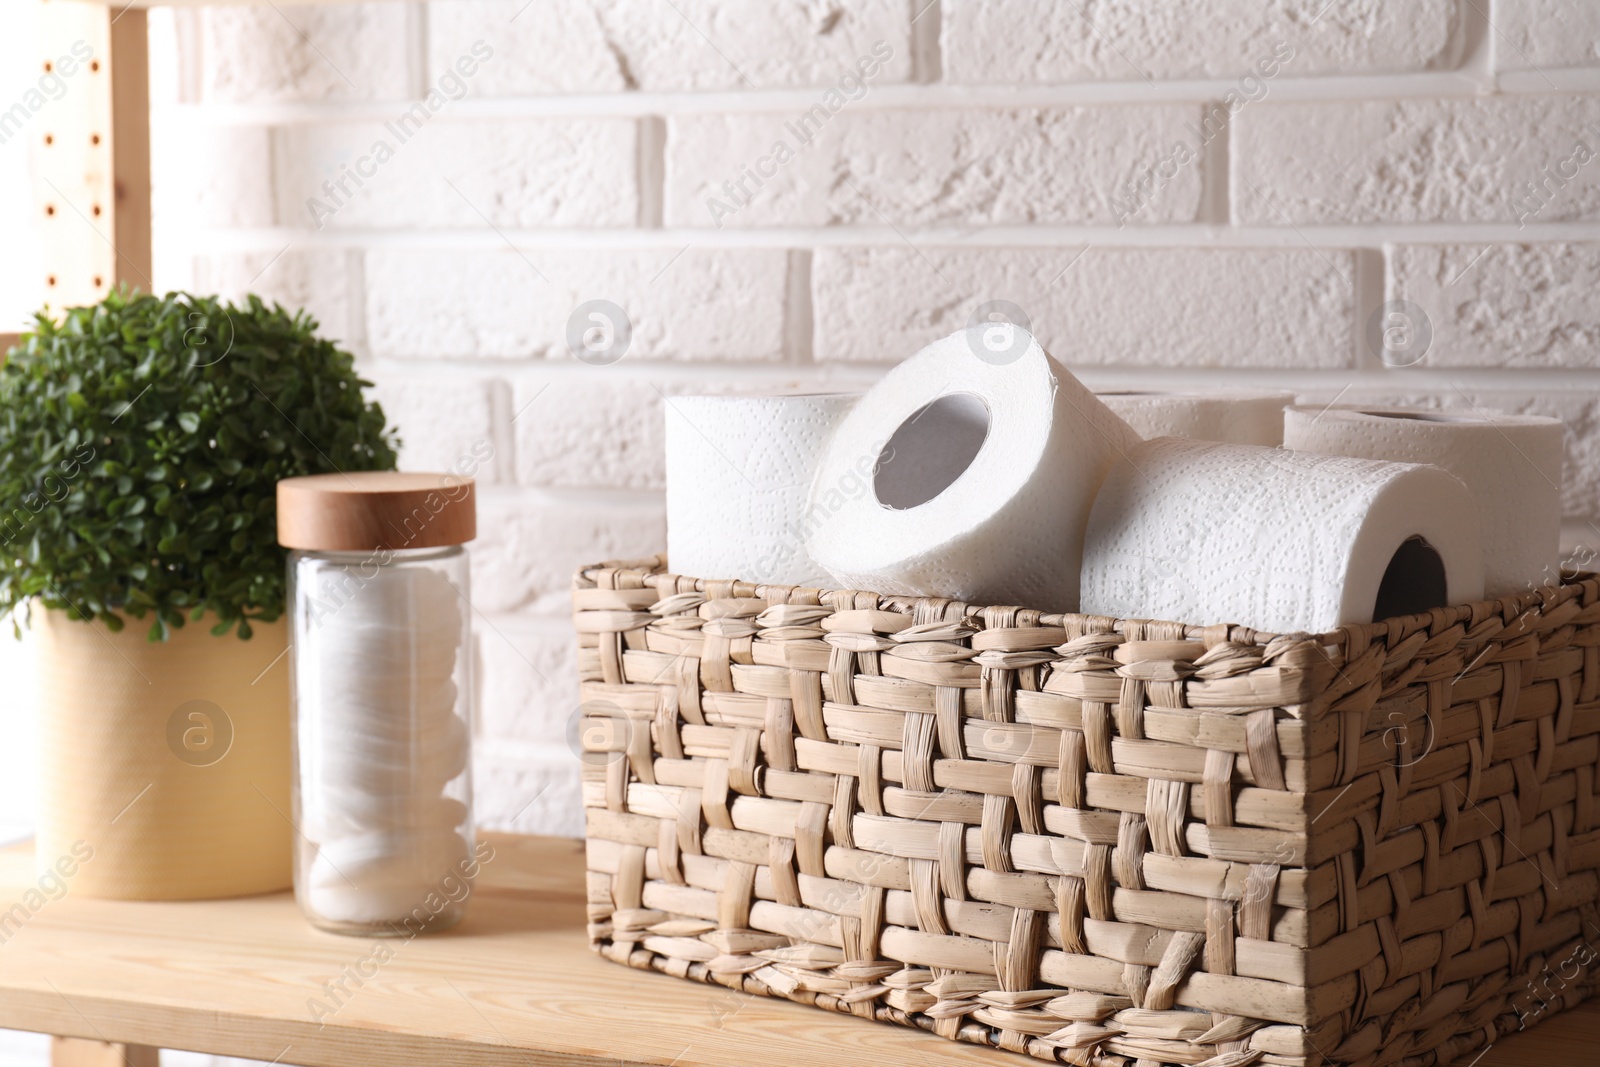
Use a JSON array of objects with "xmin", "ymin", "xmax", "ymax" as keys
[{"xmin": 50, "ymin": 1036, "xmax": 159, "ymax": 1067}]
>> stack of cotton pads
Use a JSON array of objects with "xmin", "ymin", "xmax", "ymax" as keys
[{"xmin": 297, "ymin": 563, "xmax": 471, "ymax": 925}]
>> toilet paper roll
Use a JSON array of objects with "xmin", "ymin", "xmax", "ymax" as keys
[
  {"xmin": 1080, "ymin": 437, "xmax": 1485, "ymax": 633},
  {"xmin": 804, "ymin": 325, "xmax": 1139, "ymax": 609},
  {"xmin": 665, "ymin": 392, "xmax": 860, "ymax": 586},
  {"xmin": 1096, "ymin": 390, "xmax": 1294, "ymax": 446},
  {"xmin": 1283, "ymin": 406, "xmax": 1564, "ymax": 598}
]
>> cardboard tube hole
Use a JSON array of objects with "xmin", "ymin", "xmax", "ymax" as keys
[
  {"xmin": 1374, "ymin": 536, "xmax": 1448, "ymax": 621},
  {"xmin": 875, "ymin": 393, "xmax": 990, "ymax": 511}
]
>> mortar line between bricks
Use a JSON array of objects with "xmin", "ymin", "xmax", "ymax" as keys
[
  {"xmin": 152, "ymin": 70, "xmax": 1512, "ymax": 123},
  {"xmin": 366, "ymin": 360, "xmax": 1600, "ymax": 389},
  {"xmin": 166, "ymin": 222, "xmax": 1600, "ymax": 251},
  {"xmin": 477, "ymin": 485, "xmax": 664, "ymax": 507}
]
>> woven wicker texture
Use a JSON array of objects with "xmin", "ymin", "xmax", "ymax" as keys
[{"xmin": 576, "ymin": 555, "xmax": 1600, "ymax": 1067}]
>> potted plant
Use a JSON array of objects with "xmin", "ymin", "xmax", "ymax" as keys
[{"xmin": 0, "ymin": 290, "xmax": 397, "ymax": 900}]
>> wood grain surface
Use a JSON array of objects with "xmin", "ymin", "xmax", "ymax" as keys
[{"xmin": 0, "ymin": 834, "xmax": 1589, "ymax": 1066}]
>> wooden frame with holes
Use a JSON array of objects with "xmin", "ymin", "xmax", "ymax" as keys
[
  {"xmin": 6, "ymin": 0, "xmax": 393, "ymax": 357},
  {"xmin": 4, "ymin": 0, "xmax": 148, "ymax": 354}
]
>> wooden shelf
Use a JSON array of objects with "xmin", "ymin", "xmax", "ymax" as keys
[
  {"xmin": 0, "ymin": 832, "xmax": 1591, "ymax": 1066},
  {"xmin": 0, "ymin": 833, "xmax": 1007, "ymax": 1067}
]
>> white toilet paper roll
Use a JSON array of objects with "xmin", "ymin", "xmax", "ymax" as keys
[
  {"xmin": 1283, "ymin": 406, "xmax": 1564, "ymax": 598},
  {"xmin": 665, "ymin": 392, "xmax": 860, "ymax": 586},
  {"xmin": 1080, "ymin": 437, "xmax": 1485, "ymax": 633},
  {"xmin": 1096, "ymin": 390, "xmax": 1294, "ymax": 446},
  {"xmin": 804, "ymin": 325, "xmax": 1139, "ymax": 609}
]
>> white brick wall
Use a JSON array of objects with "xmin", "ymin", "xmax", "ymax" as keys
[
  {"xmin": 665, "ymin": 106, "xmax": 1206, "ymax": 227},
  {"xmin": 365, "ymin": 247, "xmax": 792, "ymax": 359},
  {"xmin": 812, "ymin": 246, "xmax": 1356, "ymax": 366},
  {"xmin": 276, "ymin": 118, "xmax": 641, "ymax": 229},
  {"xmin": 141, "ymin": 1, "xmax": 1600, "ymax": 860},
  {"xmin": 196, "ymin": 5, "xmax": 414, "ymax": 101},
  {"xmin": 1494, "ymin": 1, "xmax": 1600, "ymax": 71},
  {"xmin": 1388, "ymin": 243, "xmax": 1600, "ymax": 367},
  {"xmin": 192, "ymin": 248, "xmax": 362, "ymax": 345},
  {"xmin": 150, "ymin": 120, "xmax": 274, "ymax": 227},
  {"xmin": 942, "ymin": 0, "xmax": 1462, "ymax": 82},
  {"xmin": 428, "ymin": 0, "xmax": 916, "ymax": 93},
  {"xmin": 1233, "ymin": 96, "xmax": 1600, "ymax": 224}
]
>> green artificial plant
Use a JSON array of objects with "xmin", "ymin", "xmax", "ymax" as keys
[{"xmin": 0, "ymin": 290, "xmax": 398, "ymax": 640}]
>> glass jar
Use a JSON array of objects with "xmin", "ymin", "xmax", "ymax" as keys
[{"xmin": 277, "ymin": 473, "xmax": 477, "ymax": 936}]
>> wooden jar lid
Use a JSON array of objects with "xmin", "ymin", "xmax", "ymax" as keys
[{"xmin": 276, "ymin": 472, "xmax": 476, "ymax": 551}]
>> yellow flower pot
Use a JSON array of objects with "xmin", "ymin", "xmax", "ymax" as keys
[{"xmin": 29, "ymin": 607, "xmax": 293, "ymax": 899}]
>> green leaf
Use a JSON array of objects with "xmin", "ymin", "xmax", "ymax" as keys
[{"xmin": 0, "ymin": 288, "xmax": 398, "ymax": 640}]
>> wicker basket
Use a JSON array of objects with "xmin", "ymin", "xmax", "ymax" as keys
[{"xmin": 575, "ymin": 554, "xmax": 1600, "ymax": 1067}]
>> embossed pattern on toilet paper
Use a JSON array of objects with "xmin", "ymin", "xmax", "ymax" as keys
[
  {"xmin": 1081, "ymin": 437, "xmax": 1484, "ymax": 633},
  {"xmin": 1284, "ymin": 406, "xmax": 1563, "ymax": 598},
  {"xmin": 665, "ymin": 393, "xmax": 859, "ymax": 586}
]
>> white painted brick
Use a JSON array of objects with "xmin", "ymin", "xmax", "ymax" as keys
[
  {"xmin": 196, "ymin": 4, "xmax": 411, "ymax": 102},
  {"xmin": 428, "ymin": 0, "xmax": 911, "ymax": 94},
  {"xmin": 473, "ymin": 748, "xmax": 584, "ymax": 837},
  {"xmin": 277, "ymin": 118, "xmax": 637, "ymax": 230},
  {"xmin": 943, "ymin": 0, "xmax": 1459, "ymax": 83},
  {"xmin": 474, "ymin": 616, "xmax": 577, "ymax": 745},
  {"xmin": 812, "ymin": 246, "xmax": 1354, "ymax": 368},
  {"xmin": 146, "ymin": 10, "xmax": 183, "ymax": 107},
  {"xmin": 1234, "ymin": 96, "xmax": 1600, "ymax": 224},
  {"xmin": 1388, "ymin": 243, "xmax": 1600, "ymax": 368},
  {"xmin": 1493, "ymin": 0, "xmax": 1600, "ymax": 71},
  {"xmin": 191, "ymin": 249, "xmax": 359, "ymax": 348},
  {"xmin": 427, "ymin": 0, "xmax": 625, "ymax": 94},
  {"xmin": 365, "ymin": 370, "xmax": 506, "ymax": 483},
  {"xmin": 365, "ymin": 248, "xmax": 790, "ymax": 360},
  {"xmin": 665, "ymin": 106, "xmax": 1204, "ymax": 228},
  {"xmin": 513, "ymin": 376, "xmax": 665, "ymax": 489},
  {"xmin": 151, "ymin": 120, "xmax": 274, "ymax": 228},
  {"xmin": 470, "ymin": 493, "xmax": 664, "ymax": 613}
]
